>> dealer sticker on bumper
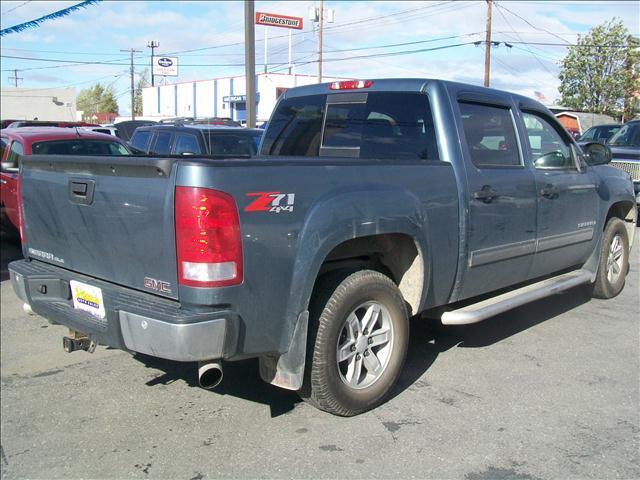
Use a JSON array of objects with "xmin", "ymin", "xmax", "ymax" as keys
[{"xmin": 70, "ymin": 280, "xmax": 106, "ymax": 319}]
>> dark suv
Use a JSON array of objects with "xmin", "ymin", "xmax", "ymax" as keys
[
  {"xmin": 606, "ymin": 120, "xmax": 640, "ymax": 205},
  {"xmin": 129, "ymin": 124, "xmax": 263, "ymax": 157}
]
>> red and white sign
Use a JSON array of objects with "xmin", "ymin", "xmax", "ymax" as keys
[{"xmin": 255, "ymin": 12, "xmax": 303, "ymax": 30}]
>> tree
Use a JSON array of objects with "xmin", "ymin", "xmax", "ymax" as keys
[
  {"xmin": 558, "ymin": 19, "xmax": 638, "ymax": 119},
  {"xmin": 76, "ymin": 83, "xmax": 119, "ymax": 119},
  {"xmin": 134, "ymin": 69, "xmax": 149, "ymax": 117}
]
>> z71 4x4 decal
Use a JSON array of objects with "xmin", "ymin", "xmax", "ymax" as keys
[{"xmin": 245, "ymin": 192, "xmax": 295, "ymax": 213}]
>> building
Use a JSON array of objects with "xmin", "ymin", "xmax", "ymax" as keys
[
  {"xmin": 548, "ymin": 106, "xmax": 617, "ymax": 136},
  {"xmin": 141, "ymin": 72, "xmax": 347, "ymax": 123},
  {"xmin": 0, "ymin": 87, "xmax": 77, "ymax": 121}
]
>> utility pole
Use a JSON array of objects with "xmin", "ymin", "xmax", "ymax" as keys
[
  {"xmin": 8, "ymin": 69, "xmax": 22, "ymax": 87},
  {"xmin": 245, "ymin": 0, "xmax": 256, "ymax": 128},
  {"xmin": 121, "ymin": 48, "xmax": 141, "ymax": 120},
  {"xmin": 317, "ymin": 0, "xmax": 324, "ymax": 83},
  {"xmin": 484, "ymin": 0, "xmax": 492, "ymax": 87},
  {"xmin": 147, "ymin": 40, "xmax": 159, "ymax": 87}
]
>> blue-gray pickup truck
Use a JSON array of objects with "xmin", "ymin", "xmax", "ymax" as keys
[{"xmin": 9, "ymin": 79, "xmax": 637, "ymax": 416}]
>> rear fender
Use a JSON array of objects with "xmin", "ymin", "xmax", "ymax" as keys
[{"xmin": 260, "ymin": 185, "xmax": 430, "ymax": 390}]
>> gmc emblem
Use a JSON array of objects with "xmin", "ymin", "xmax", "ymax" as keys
[{"xmin": 144, "ymin": 277, "xmax": 172, "ymax": 294}]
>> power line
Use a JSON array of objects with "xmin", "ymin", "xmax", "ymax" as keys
[
  {"xmin": 494, "ymin": 1, "xmax": 572, "ymax": 45},
  {"xmin": 493, "ymin": 3, "xmax": 555, "ymax": 76},
  {"xmin": 1, "ymin": 0, "xmax": 32, "ymax": 16}
]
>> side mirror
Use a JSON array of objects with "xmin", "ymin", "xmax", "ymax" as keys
[{"xmin": 582, "ymin": 141, "xmax": 612, "ymax": 166}]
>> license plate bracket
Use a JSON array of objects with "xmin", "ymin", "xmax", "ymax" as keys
[{"xmin": 69, "ymin": 280, "xmax": 106, "ymax": 319}]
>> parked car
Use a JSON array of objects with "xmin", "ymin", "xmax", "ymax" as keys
[
  {"xmin": 129, "ymin": 124, "xmax": 263, "ymax": 156},
  {"xmin": 4, "ymin": 120, "xmax": 101, "ymax": 129},
  {"xmin": 577, "ymin": 123, "xmax": 621, "ymax": 144},
  {"xmin": 605, "ymin": 120, "xmax": 640, "ymax": 205},
  {"xmin": 0, "ymin": 127, "xmax": 130, "ymax": 237},
  {"xmin": 9, "ymin": 79, "xmax": 636, "ymax": 416},
  {"xmin": 158, "ymin": 117, "xmax": 241, "ymax": 127},
  {"xmin": 79, "ymin": 126, "xmax": 119, "ymax": 136},
  {"xmin": 112, "ymin": 120, "xmax": 157, "ymax": 142}
]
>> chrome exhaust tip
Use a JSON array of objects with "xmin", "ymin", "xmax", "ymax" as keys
[{"xmin": 198, "ymin": 361, "xmax": 224, "ymax": 389}]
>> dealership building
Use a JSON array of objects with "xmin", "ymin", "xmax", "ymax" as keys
[{"xmin": 141, "ymin": 72, "xmax": 347, "ymax": 123}]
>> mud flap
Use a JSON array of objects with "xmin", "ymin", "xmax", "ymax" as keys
[{"xmin": 259, "ymin": 311, "xmax": 308, "ymax": 390}]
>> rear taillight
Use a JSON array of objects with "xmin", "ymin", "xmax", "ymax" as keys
[
  {"xmin": 329, "ymin": 80, "xmax": 373, "ymax": 90},
  {"xmin": 175, "ymin": 186, "xmax": 242, "ymax": 287},
  {"xmin": 17, "ymin": 174, "xmax": 25, "ymax": 244}
]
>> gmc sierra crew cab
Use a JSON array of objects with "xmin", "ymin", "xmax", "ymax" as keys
[{"xmin": 10, "ymin": 79, "xmax": 637, "ymax": 416}]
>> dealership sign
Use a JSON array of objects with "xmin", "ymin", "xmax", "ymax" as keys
[
  {"xmin": 152, "ymin": 56, "xmax": 178, "ymax": 76},
  {"xmin": 255, "ymin": 12, "xmax": 303, "ymax": 29}
]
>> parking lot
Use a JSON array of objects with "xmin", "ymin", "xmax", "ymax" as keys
[{"xmin": 0, "ymin": 233, "xmax": 638, "ymax": 479}]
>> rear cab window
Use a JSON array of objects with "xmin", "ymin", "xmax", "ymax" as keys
[
  {"xmin": 31, "ymin": 140, "xmax": 129, "ymax": 156},
  {"xmin": 261, "ymin": 92, "xmax": 439, "ymax": 161},
  {"xmin": 203, "ymin": 132, "xmax": 260, "ymax": 156}
]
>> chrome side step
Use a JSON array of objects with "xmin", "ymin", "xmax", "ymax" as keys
[{"xmin": 441, "ymin": 269, "xmax": 592, "ymax": 326}]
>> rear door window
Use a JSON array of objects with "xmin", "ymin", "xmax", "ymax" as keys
[
  {"xmin": 458, "ymin": 102, "xmax": 521, "ymax": 167},
  {"xmin": 151, "ymin": 131, "xmax": 173, "ymax": 155},
  {"xmin": 173, "ymin": 133, "xmax": 201, "ymax": 155},
  {"xmin": 130, "ymin": 130, "xmax": 152, "ymax": 152}
]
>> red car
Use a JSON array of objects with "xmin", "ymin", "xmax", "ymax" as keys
[{"xmin": 1, "ymin": 128, "xmax": 130, "ymax": 238}]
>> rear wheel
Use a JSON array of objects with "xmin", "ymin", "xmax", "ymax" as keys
[
  {"xmin": 300, "ymin": 270, "xmax": 409, "ymax": 416},
  {"xmin": 591, "ymin": 217, "xmax": 629, "ymax": 299}
]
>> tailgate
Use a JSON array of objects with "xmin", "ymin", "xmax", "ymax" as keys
[{"xmin": 21, "ymin": 155, "xmax": 179, "ymax": 300}]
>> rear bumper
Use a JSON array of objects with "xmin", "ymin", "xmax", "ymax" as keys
[{"xmin": 9, "ymin": 259, "xmax": 239, "ymax": 362}]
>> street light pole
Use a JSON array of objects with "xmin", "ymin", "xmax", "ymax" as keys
[{"xmin": 147, "ymin": 40, "xmax": 159, "ymax": 87}]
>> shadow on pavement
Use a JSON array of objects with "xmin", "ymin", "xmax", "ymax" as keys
[
  {"xmin": 134, "ymin": 286, "xmax": 592, "ymax": 417},
  {"xmin": 390, "ymin": 285, "xmax": 592, "ymax": 399},
  {"xmin": 134, "ymin": 355, "xmax": 302, "ymax": 418},
  {"xmin": 0, "ymin": 233, "xmax": 23, "ymax": 282}
]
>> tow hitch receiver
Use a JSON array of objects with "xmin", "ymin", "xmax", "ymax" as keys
[{"xmin": 62, "ymin": 329, "xmax": 97, "ymax": 353}]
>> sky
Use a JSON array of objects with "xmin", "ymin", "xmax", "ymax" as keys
[{"xmin": 0, "ymin": 0, "xmax": 638, "ymax": 115}]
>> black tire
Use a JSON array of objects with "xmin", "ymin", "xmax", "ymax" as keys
[
  {"xmin": 300, "ymin": 269, "xmax": 409, "ymax": 416},
  {"xmin": 591, "ymin": 217, "xmax": 629, "ymax": 299}
]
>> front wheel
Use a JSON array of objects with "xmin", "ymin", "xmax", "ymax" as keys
[
  {"xmin": 300, "ymin": 270, "xmax": 409, "ymax": 416},
  {"xmin": 591, "ymin": 217, "xmax": 629, "ymax": 299}
]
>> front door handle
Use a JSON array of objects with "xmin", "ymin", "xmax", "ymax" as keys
[
  {"xmin": 473, "ymin": 185, "xmax": 499, "ymax": 203},
  {"xmin": 540, "ymin": 184, "xmax": 560, "ymax": 199}
]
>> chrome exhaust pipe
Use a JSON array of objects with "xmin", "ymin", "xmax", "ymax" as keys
[{"xmin": 198, "ymin": 361, "xmax": 224, "ymax": 389}]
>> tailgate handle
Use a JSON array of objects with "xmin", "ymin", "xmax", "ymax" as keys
[
  {"xmin": 71, "ymin": 182, "xmax": 88, "ymax": 196},
  {"xmin": 69, "ymin": 179, "xmax": 95, "ymax": 205}
]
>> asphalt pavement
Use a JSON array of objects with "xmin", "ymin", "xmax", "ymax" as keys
[{"xmin": 1, "ymin": 232, "xmax": 638, "ymax": 479}]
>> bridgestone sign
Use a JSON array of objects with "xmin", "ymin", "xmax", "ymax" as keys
[{"xmin": 255, "ymin": 12, "xmax": 303, "ymax": 30}]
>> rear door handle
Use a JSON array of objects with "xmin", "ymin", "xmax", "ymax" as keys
[
  {"xmin": 473, "ymin": 185, "xmax": 499, "ymax": 203},
  {"xmin": 540, "ymin": 184, "xmax": 560, "ymax": 199}
]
